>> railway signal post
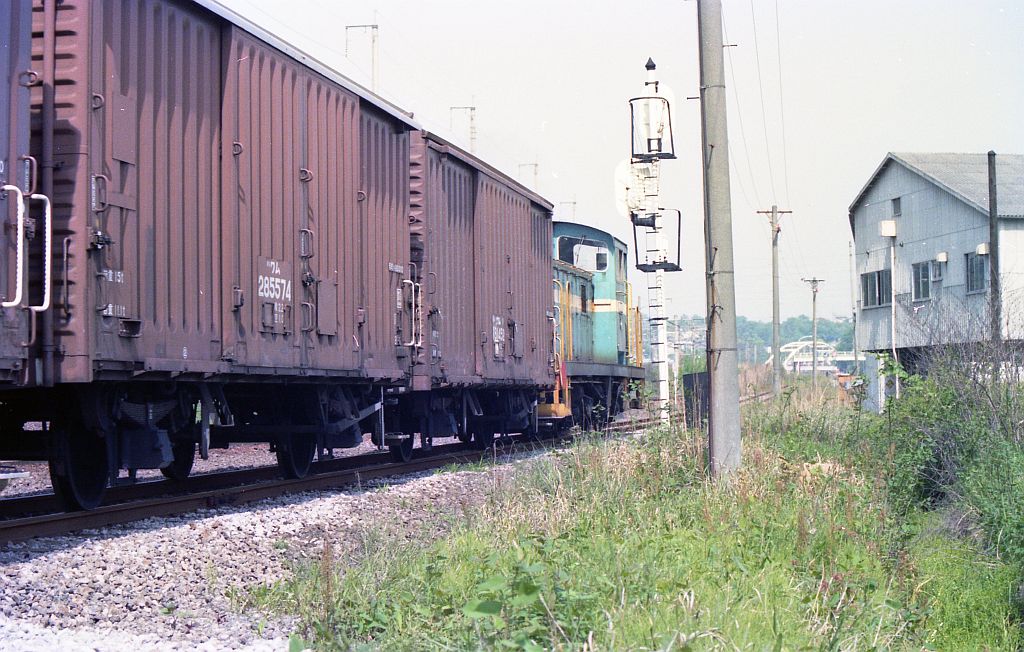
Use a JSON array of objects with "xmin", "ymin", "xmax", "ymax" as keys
[{"xmin": 627, "ymin": 60, "xmax": 682, "ymax": 422}]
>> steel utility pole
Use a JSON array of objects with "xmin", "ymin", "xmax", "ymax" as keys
[
  {"xmin": 449, "ymin": 106, "xmax": 477, "ymax": 153},
  {"xmin": 756, "ymin": 205, "xmax": 791, "ymax": 396},
  {"xmin": 518, "ymin": 162, "xmax": 539, "ymax": 190},
  {"xmin": 802, "ymin": 278, "xmax": 824, "ymax": 390},
  {"xmin": 698, "ymin": 0, "xmax": 741, "ymax": 475},
  {"xmin": 344, "ymin": 24, "xmax": 380, "ymax": 91},
  {"xmin": 988, "ymin": 150, "xmax": 1001, "ymax": 347}
]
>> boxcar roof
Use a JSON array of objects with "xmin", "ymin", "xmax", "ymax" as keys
[
  {"xmin": 422, "ymin": 131, "xmax": 554, "ymax": 211},
  {"xmin": 194, "ymin": 0, "xmax": 420, "ymax": 129}
]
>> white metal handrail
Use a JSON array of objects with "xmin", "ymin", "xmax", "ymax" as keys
[
  {"xmin": 28, "ymin": 193, "xmax": 51, "ymax": 312},
  {"xmin": 1, "ymin": 185, "xmax": 26, "ymax": 308}
]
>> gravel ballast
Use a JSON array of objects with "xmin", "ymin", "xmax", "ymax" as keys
[{"xmin": 0, "ymin": 442, "xmax": 545, "ymax": 650}]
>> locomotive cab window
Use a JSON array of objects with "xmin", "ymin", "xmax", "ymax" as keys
[{"xmin": 557, "ymin": 236, "xmax": 608, "ymax": 273}]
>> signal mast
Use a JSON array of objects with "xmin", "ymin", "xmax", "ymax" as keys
[{"xmin": 627, "ymin": 59, "xmax": 682, "ymax": 421}]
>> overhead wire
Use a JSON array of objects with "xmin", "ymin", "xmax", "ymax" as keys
[
  {"xmin": 748, "ymin": 0, "xmax": 779, "ymax": 205},
  {"xmin": 774, "ymin": 0, "xmax": 793, "ymax": 206},
  {"xmin": 721, "ymin": 10, "xmax": 765, "ymax": 208}
]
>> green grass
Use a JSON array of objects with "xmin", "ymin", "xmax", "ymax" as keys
[{"xmin": 242, "ymin": 400, "xmax": 1021, "ymax": 650}]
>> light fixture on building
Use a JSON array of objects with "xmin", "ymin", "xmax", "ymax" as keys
[
  {"xmin": 976, "ymin": 243, "xmax": 990, "ymax": 256},
  {"xmin": 935, "ymin": 251, "xmax": 948, "ymax": 263},
  {"xmin": 878, "ymin": 220, "xmax": 897, "ymax": 238}
]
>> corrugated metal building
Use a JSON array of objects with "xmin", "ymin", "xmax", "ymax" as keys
[{"xmin": 849, "ymin": 152, "xmax": 1024, "ymax": 359}]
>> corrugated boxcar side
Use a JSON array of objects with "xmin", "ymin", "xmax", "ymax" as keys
[
  {"xmin": 418, "ymin": 138, "xmax": 477, "ymax": 384},
  {"xmin": 358, "ymin": 108, "xmax": 410, "ymax": 380},
  {"xmin": 35, "ymin": 0, "xmax": 223, "ymax": 382},
  {"xmin": 221, "ymin": 27, "xmax": 410, "ymax": 380},
  {"xmin": 528, "ymin": 204, "xmax": 554, "ymax": 382},
  {"xmin": 472, "ymin": 173, "xmax": 552, "ymax": 385},
  {"xmin": 302, "ymin": 70, "xmax": 361, "ymax": 373},
  {"xmin": 220, "ymin": 27, "xmax": 305, "ymax": 371},
  {"xmin": 0, "ymin": 0, "xmax": 32, "ymax": 378}
]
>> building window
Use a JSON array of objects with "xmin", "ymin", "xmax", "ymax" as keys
[
  {"xmin": 861, "ymin": 269, "xmax": 892, "ymax": 308},
  {"xmin": 891, "ymin": 197, "xmax": 901, "ymax": 217},
  {"xmin": 965, "ymin": 253, "xmax": 988, "ymax": 293},
  {"xmin": 912, "ymin": 262, "xmax": 931, "ymax": 301}
]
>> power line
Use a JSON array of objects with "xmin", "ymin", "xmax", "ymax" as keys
[
  {"xmin": 748, "ymin": 0, "xmax": 779, "ymax": 204},
  {"xmin": 774, "ymin": 0, "xmax": 792, "ymax": 206},
  {"xmin": 721, "ymin": 11, "xmax": 765, "ymax": 207}
]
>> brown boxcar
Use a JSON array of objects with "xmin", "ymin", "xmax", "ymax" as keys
[
  {"xmin": 402, "ymin": 132, "xmax": 553, "ymax": 445},
  {"xmin": 0, "ymin": 0, "xmax": 558, "ymax": 509},
  {"xmin": 219, "ymin": 26, "xmax": 411, "ymax": 380},
  {"xmin": 410, "ymin": 132, "xmax": 553, "ymax": 389},
  {"xmin": 0, "ymin": 0, "xmax": 33, "ymax": 383}
]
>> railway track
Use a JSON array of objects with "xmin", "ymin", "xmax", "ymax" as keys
[
  {"xmin": 0, "ymin": 436, "xmax": 562, "ymax": 545},
  {"xmin": 0, "ymin": 396, "xmax": 776, "ymax": 545}
]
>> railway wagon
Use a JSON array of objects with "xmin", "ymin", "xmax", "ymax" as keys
[
  {"xmin": 0, "ymin": 0, "xmax": 555, "ymax": 509},
  {"xmin": 399, "ymin": 131, "xmax": 553, "ymax": 453},
  {"xmin": 540, "ymin": 222, "xmax": 644, "ymax": 431}
]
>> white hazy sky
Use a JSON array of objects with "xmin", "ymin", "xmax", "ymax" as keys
[{"xmin": 218, "ymin": 0, "xmax": 1024, "ymax": 322}]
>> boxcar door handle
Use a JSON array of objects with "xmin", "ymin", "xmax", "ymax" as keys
[
  {"xmin": 1, "ymin": 185, "xmax": 26, "ymax": 308},
  {"xmin": 300, "ymin": 302, "xmax": 315, "ymax": 332},
  {"xmin": 28, "ymin": 193, "xmax": 52, "ymax": 312},
  {"xmin": 62, "ymin": 236, "xmax": 72, "ymax": 318},
  {"xmin": 90, "ymin": 174, "xmax": 109, "ymax": 212}
]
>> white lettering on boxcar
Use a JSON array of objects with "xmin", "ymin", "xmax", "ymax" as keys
[
  {"xmin": 101, "ymin": 269, "xmax": 125, "ymax": 283},
  {"xmin": 101, "ymin": 303, "xmax": 127, "ymax": 318},
  {"xmin": 492, "ymin": 315, "xmax": 506, "ymax": 358},
  {"xmin": 256, "ymin": 258, "xmax": 292, "ymax": 301}
]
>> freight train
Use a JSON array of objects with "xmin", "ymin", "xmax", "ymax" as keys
[{"xmin": 0, "ymin": 0, "xmax": 643, "ymax": 510}]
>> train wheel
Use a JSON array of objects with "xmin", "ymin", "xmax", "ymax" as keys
[
  {"xmin": 277, "ymin": 434, "xmax": 316, "ymax": 479},
  {"xmin": 389, "ymin": 435, "xmax": 414, "ymax": 463},
  {"xmin": 473, "ymin": 429, "xmax": 495, "ymax": 450},
  {"xmin": 49, "ymin": 427, "xmax": 110, "ymax": 511},
  {"xmin": 161, "ymin": 440, "xmax": 196, "ymax": 482}
]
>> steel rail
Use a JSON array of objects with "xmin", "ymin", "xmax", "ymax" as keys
[{"xmin": 0, "ymin": 437, "xmax": 558, "ymax": 545}]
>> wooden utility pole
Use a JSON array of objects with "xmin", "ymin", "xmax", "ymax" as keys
[
  {"xmin": 698, "ymin": 0, "xmax": 741, "ymax": 476},
  {"xmin": 757, "ymin": 205, "xmax": 791, "ymax": 396},
  {"xmin": 988, "ymin": 150, "xmax": 1001, "ymax": 346},
  {"xmin": 802, "ymin": 278, "xmax": 824, "ymax": 390}
]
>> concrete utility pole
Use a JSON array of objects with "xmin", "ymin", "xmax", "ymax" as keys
[
  {"xmin": 344, "ymin": 24, "xmax": 380, "ymax": 91},
  {"xmin": 988, "ymin": 150, "xmax": 1001, "ymax": 346},
  {"xmin": 888, "ymin": 232, "xmax": 899, "ymax": 399},
  {"xmin": 698, "ymin": 0, "xmax": 741, "ymax": 475},
  {"xmin": 449, "ymin": 106, "xmax": 477, "ymax": 153},
  {"xmin": 756, "ymin": 205, "xmax": 791, "ymax": 396},
  {"xmin": 802, "ymin": 278, "xmax": 824, "ymax": 391}
]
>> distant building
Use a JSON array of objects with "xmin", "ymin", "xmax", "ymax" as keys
[{"xmin": 849, "ymin": 152, "xmax": 1024, "ymax": 367}]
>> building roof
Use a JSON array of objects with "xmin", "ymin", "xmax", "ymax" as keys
[{"xmin": 849, "ymin": 152, "xmax": 1024, "ymax": 219}]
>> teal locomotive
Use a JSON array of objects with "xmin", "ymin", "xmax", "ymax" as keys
[{"xmin": 540, "ymin": 222, "xmax": 645, "ymax": 431}]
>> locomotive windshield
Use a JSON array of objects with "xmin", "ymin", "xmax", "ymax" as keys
[{"xmin": 557, "ymin": 236, "xmax": 609, "ymax": 272}]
